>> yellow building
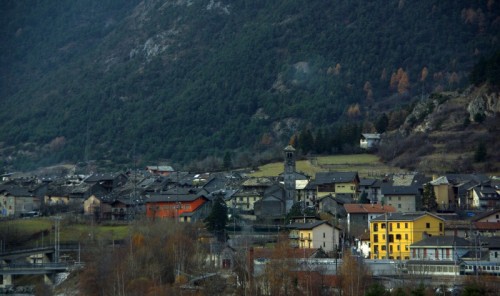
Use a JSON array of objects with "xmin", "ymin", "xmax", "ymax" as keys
[
  {"xmin": 369, "ymin": 212, "xmax": 444, "ymax": 260},
  {"xmin": 430, "ymin": 176, "xmax": 455, "ymax": 209},
  {"xmin": 314, "ymin": 172, "xmax": 359, "ymax": 199}
]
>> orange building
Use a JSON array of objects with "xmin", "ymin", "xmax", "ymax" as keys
[{"xmin": 146, "ymin": 191, "xmax": 210, "ymax": 223}]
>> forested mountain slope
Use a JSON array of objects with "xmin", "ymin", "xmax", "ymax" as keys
[{"xmin": 0, "ymin": 0, "xmax": 499, "ymax": 170}]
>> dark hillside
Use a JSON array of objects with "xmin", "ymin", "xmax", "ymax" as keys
[{"xmin": 0, "ymin": 0, "xmax": 499, "ymax": 170}]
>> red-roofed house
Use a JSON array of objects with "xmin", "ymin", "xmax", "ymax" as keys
[
  {"xmin": 344, "ymin": 203, "xmax": 396, "ymax": 237},
  {"xmin": 146, "ymin": 191, "xmax": 211, "ymax": 223}
]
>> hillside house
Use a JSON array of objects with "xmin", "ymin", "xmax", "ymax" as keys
[
  {"xmin": 83, "ymin": 195, "xmax": 111, "ymax": 220},
  {"xmin": 470, "ymin": 185, "xmax": 500, "ymax": 209},
  {"xmin": 312, "ymin": 172, "xmax": 360, "ymax": 200},
  {"xmin": 359, "ymin": 133, "xmax": 381, "ymax": 149},
  {"xmin": 381, "ymin": 184, "xmax": 420, "ymax": 212},
  {"xmin": 146, "ymin": 165, "xmax": 175, "ymax": 176},
  {"xmin": 344, "ymin": 203, "xmax": 396, "ymax": 237},
  {"xmin": 317, "ymin": 194, "xmax": 351, "ymax": 219},
  {"xmin": 359, "ymin": 178, "xmax": 384, "ymax": 204},
  {"xmin": 241, "ymin": 177, "xmax": 274, "ymax": 194},
  {"xmin": 146, "ymin": 189, "xmax": 211, "ymax": 223},
  {"xmin": 253, "ymin": 184, "xmax": 286, "ymax": 223},
  {"xmin": 287, "ymin": 220, "xmax": 340, "ymax": 252},
  {"xmin": 430, "ymin": 174, "xmax": 490, "ymax": 210},
  {"xmin": 84, "ymin": 173, "xmax": 128, "ymax": 193},
  {"xmin": 228, "ymin": 189, "xmax": 261, "ymax": 213},
  {"xmin": 0, "ymin": 186, "xmax": 40, "ymax": 217}
]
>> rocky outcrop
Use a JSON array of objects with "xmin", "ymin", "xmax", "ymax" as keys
[{"xmin": 466, "ymin": 85, "xmax": 500, "ymax": 121}]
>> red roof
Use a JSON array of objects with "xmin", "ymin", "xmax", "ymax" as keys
[
  {"xmin": 344, "ymin": 203, "xmax": 396, "ymax": 214},
  {"xmin": 473, "ymin": 222, "xmax": 500, "ymax": 230}
]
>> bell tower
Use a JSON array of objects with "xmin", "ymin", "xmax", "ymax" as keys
[{"xmin": 283, "ymin": 145, "xmax": 296, "ymax": 211}]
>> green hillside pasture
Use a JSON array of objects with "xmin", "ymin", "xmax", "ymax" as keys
[
  {"xmin": 250, "ymin": 154, "xmax": 401, "ymax": 178},
  {"xmin": 58, "ymin": 223, "xmax": 130, "ymax": 243},
  {"xmin": 1, "ymin": 218, "xmax": 129, "ymax": 247}
]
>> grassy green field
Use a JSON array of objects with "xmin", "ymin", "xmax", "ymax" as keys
[
  {"xmin": 250, "ymin": 154, "xmax": 401, "ymax": 178},
  {"xmin": 1, "ymin": 217, "xmax": 130, "ymax": 247}
]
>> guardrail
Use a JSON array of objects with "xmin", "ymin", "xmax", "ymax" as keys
[{"xmin": 0, "ymin": 262, "xmax": 84, "ymax": 275}]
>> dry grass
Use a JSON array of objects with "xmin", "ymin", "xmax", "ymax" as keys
[{"xmin": 250, "ymin": 154, "xmax": 402, "ymax": 178}]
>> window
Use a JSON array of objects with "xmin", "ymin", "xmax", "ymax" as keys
[
  {"xmin": 398, "ymin": 204, "xmax": 401, "ymax": 208},
  {"xmin": 381, "ymin": 223, "xmax": 386, "ymax": 229},
  {"xmin": 405, "ymin": 223, "xmax": 408, "ymax": 228},
  {"xmin": 398, "ymin": 196, "xmax": 401, "ymax": 201},
  {"xmin": 373, "ymin": 223, "xmax": 378, "ymax": 232},
  {"xmin": 405, "ymin": 234, "xmax": 408, "ymax": 240},
  {"xmin": 323, "ymin": 242, "xmax": 326, "ymax": 247},
  {"xmin": 397, "ymin": 223, "xmax": 400, "ymax": 229},
  {"xmin": 374, "ymin": 234, "xmax": 378, "ymax": 243},
  {"xmin": 396, "ymin": 234, "xmax": 401, "ymax": 240},
  {"xmin": 426, "ymin": 223, "xmax": 430, "ymax": 228},
  {"xmin": 389, "ymin": 235, "xmax": 394, "ymax": 243},
  {"xmin": 439, "ymin": 223, "xmax": 443, "ymax": 232},
  {"xmin": 323, "ymin": 232, "xmax": 326, "ymax": 238},
  {"xmin": 397, "ymin": 245, "xmax": 400, "ymax": 251},
  {"xmin": 381, "ymin": 245, "xmax": 386, "ymax": 251}
]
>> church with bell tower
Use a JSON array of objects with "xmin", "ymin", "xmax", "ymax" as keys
[{"xmin": 283, "ymin": 144, "xmax": 296, "ymax": 212}]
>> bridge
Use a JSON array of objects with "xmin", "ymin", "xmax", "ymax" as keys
[{"xmin": 0, "ymin": 245, "xmax": 83, "ymax": 288}]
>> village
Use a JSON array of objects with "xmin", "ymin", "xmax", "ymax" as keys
[{"xmin": 1, "ymin": 142, "xmax": 500, "ymax": 295}]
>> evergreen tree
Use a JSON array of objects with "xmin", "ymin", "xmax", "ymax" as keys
[
  {"xmin": 298, "ymin": 129, "xmax": 314, "ymax": 154},
  {"xmin": 375, "ymin": 113, "xmax": 389, "ymax": 133},
  {"xmin": 223, "ymin": 151, "xmax": 232, "ymax": 169},
  {"xmin": 314, "ymin": 128, "xmax": 327, "ymax": 154},
  {"xmin": 285, "ymin": 202, "xmax": 303, "ymax": 223},
  {"xmin": 422, "ymin": 183, "xmax": 437, "ymax": 211},
  {"xmin": 474, "ymin": 142, "xmax": 487, "ymax": 162},
  {"xmin": 204, "ymin": 196, "xmax": 228, "ymax": 241}
]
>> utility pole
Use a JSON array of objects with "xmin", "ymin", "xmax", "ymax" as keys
[
  {"xmin": 385, "ymin": 212, "xmax": 389, "ymax": 260},
  {"xmin": 54, "ymin": 216, "xmax": 61, "ymax": 264}
]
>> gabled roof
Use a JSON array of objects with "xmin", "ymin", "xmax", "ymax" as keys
[
  {"xmin": 473, "ymin": 222, "xmax": 500, "ymax": 231},
  {"xmin": 473, "ymin": 186, "xmax": 499, "ymax": 200},
  {"xmin": 0, "ymin": 185, "xmax": 35, "ymax": 197},
  {"xmin": 242, "ymin": 177, "xmax": 274, "ymax": 187},
  {"xmin": 344, "ymin": 203, "xmax": 396, "ymax": 214},
  {"xmin": 147, "ymin": 192, "xmax": 208, "ymax": 203},
  {"xmin": 287, "ymin": 220, "xmax": 332, "ymax": 230},
  {"xmin": 359, "ymin": 178, "xmax": 377, "ymax": 187},
  {"xmin": 146, "ymin": 165, "xmax": 174, "ymax": 172},
  {"xmin": 446, "ymin": 174, "xmax": 490, "ymax": 186},
  {"xmin": 410, "ymin": 236, "xmax": 472, "ymax": 248},
  {"xmin": 313, "ymin": 172, "xmax": 359, "ymax": 185},
  {"xmin": 361, "ymin": 133, "xmax": 381, "ymax": 140},
  {"xmin": 430, "ymin": 176, "xmax": 449, "ymax": 186},
  {"xmin": 371, "ymin": 211, "xmax": 444, "ymax": 222},
  {"xmin": 85, "ymin": 173, "xmax": 127, "ymax": 182},
  {"xmin": 472, "ymin": 209, "xmax": 500, "ymax": 222},
  {"xmin": 381, "ymin": 184, "xmax": 419, "ymax": 195}
]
